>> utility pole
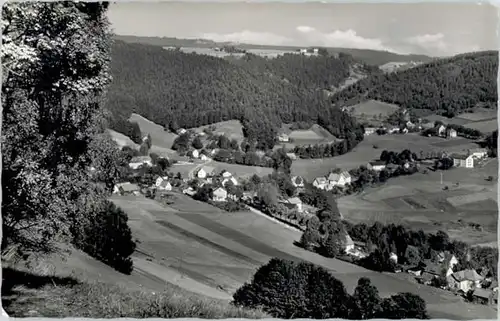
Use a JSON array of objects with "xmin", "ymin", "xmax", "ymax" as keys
[{"xmin": 440, "ymin": 172, "xmax": 443, "ymax": 185}]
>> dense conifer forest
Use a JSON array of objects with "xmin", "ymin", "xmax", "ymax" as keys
[
  {"xmin": 106, "ymin": 41, "xmax": 367, "ymax": 149},
  {"xmin": 330, "ymin": 51, "xmax": 498, "ymax": 117}
]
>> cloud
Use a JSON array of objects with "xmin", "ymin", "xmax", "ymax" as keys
[
  {"xmin": 405, "ymin": 33, "xmax": 448, "ymax": 54},
  {"xmin": 200, "ymin": 30, "xmax": 291, "ymax": 46},
  {"xmin": 296, "ymin": 26, "xmax": 394, "ymax": 51}
]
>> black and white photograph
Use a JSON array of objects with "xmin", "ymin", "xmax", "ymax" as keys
[{"xmin": 1, "ymin": 1, "xmax": 498, "ymax": 319}]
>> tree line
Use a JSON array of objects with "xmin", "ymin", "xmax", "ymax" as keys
[
  {"xmin": 105, "ymin": 40, "xmax": 366, "ymax": 151},
  {"xmin": 233, "ymin": 258, "xmax": 429, "ymax": 319}
]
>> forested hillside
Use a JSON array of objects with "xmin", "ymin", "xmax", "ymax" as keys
[
  {"xmin": 106, "ymin": 40, "xmax": 366, "ymax": 150},
  {"xmin": 330, "ymin": 51, "xmax": 498, "ymax": 117}
]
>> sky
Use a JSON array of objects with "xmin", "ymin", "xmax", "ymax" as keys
[{"xmin": 107, "ymin": 1, "xmax": 499, "ymax": 57}]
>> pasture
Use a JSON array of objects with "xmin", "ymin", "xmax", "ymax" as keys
[
  {"xmin": 108, "ymin": 193, "xmax": 496, "ymax": 319},
  {"xmin": 276, "ymin": 124, "xmax": 340, "ymax": 150},
  {"xmin": 455, "ymin": 110, "xmax": 497, "ymax": 122},
  {"xmin": 464, "ymin": 119, "xmax": 498, "ymax": 133},
  {"xmin": 346, "ymin": 99, "xmax": 400, "ymax": 119},
  {"xmin": 129, "ymin": 113, "xmax": 178, "ymax": 150},
  {"xmin": 194, "ymin": 120, "xmax": 245, "ymax": 143},
  {"xmin": 210, "ymin": 161, "xmax": 273, "ymax": 179},
  {"xmin": 291, "ymin": 133, "xmax": 480, "ymax": 181},
  {"xmin": 338, "ymin": 161, "xmax": 498, "ymax": 246}
]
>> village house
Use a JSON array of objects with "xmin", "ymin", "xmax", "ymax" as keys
[
  {"xmin": 451, "ymin": 153, "xmax": 474, "ymax": 168},
  {"xmin": 157, "ymin": 180, "xmax": 172, "ymax": 191},
  {"xmin": 312, "ymin": 177, "xmax": 328, "ymax": 190},
  {"xmin": 446, "ymin": 128, "xmax": 457, "ymax": 138},
  {"xmin": 189, "ymin": 149, "xmax": 200, "ymax": 159},
  {"xmin": 389, "ymin": 252, "xmax": 398, "ymax": 264},
  {"xmin": 437, "ymin": 124, "xmax": 447, "ymax": 137},
  {"xmin": 221, "ymin": 170, "xmax": 233, "ymax": 178},
  {"xmin": 222, "ymin": 176, "xmax": 239, "ymax": 187},
  {"xmin": 467, "ymin": 148, "xmax": 488, "ymax": 159},
  {"xmin": 437, "ymin": 251, "xmax": 459, "ymax": 270},
  {"xmin": 197, "ymin": 166, "xmax": 215, "ymax": 179},
  {"xmin": 277, "ymin": 133, "xmax": 290, "ymax": 142},
  {"xmin": 129, "ymin": 156, "xmax": 153, "ymax": 170},
  {"xmin": 155, "ymin": 176, "xmax": 169, "ymax": 187},
  {"xmin": 280, "ymin": 197, "xmax": 303, "ymax": 213},
  {"xmin": 200, "ymin": 154, "xmax": 209, "ymax": 161},
  {"xmin": 369, "ymin": 160, "xmax": 387, "ymax": 171},
  {"xmin": 364, "ymin": 127, "xmax": 377, "ymax": 136},
  {"xmin": 286, "ymin": 152, "xmax": 297, "ymax": 160},
  {"xmin": 177, "ymin": 128, "xmax": 187, "ymax": 135},
  {"xmin": 113, "ymin": 182, "xmax": 140, "ymax": 196},
  {"xmin": 406, "ymin": 121, "xmax": 415, "ymax": 128},
  {"xmin": 387, "ymin": 127, "xmax": 400, "ymax": 134},
  {"xmin": 212, "ymin": 187, "xmax": 228, "ymax": 202},
  {"xmin": 182, "ymin": 187, "xmax": 196, "ymax": 196},
  {"xmin": 291, "ymin": 176, "xmax": 305, "ymax": 188},
  {"xmin": 345, "ymin": 234, "xmax": 355, "ymax": 252},
  {"xmin": 448, "ymin": 269, "xmax": 484, "ymax": 293}
]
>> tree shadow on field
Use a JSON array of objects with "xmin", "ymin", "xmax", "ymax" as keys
[{"xmin": 2, "ymin": 266, "xmax": 80, "ymax": 312}]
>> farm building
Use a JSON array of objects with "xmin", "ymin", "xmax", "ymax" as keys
[
  {"xmin": 281, "ymin": 197, "xmax": 303, "ymax": 213},
  {"xmin": 221, "ymin": 170, "xmax": 233, "ymax": 178},
  {"xmin": 222, "ymin": 176, "xmax": 239, "ymax": 187},
  {"xmin": 364, "ymin": 127, "xmax": 377, "ymax": 136},
  {"xmin": 446, "ymin": 128, "xmax": 457, "ymax": 138},
  {"xmin": 437, "ymin": 125, "xmax": 447, "ymax": 136},
  {"xmin": 155, "ymin": 176, "xmax": 170, "ymax": 187},
  {"xmin": 286, "ymin": 152, "xmax": 297, "ymax": 160},
  {"xmin": 312, "ymin": 177, "xmax": 328, "ymax": 190},
  {"xmin": 451, "ymin": 153, "xmax": 474, "ymax": 168},
  {"xmin": 212, "ymin": 187, "xmax": 228, "ymax": 202},
  {"xmin": 177, "ymin": 128, "xmax": 187, "ymax": 135},
  {"xmin": 291, "ymin": 176, "xmax": 305, "ymax": 188},
  {"xmin": 448, "ymin": 269, "xmax": 484, "ymax": 293},
  {"xmin": 369, "ymin": 160, "xmax": 387, "ymax": 171},
  {"xmin": 277, "ymin": 133, "xmax": 290, "ymax": 142},
  {"xmin": 197, "ymin": 166, "xmax": 215, "ymax": 179},
  {"xmin": 437, "ymin": 251, "xmax": 459, "ymax": 270},
  {"xmin": 327, "ymin": 171, "xmax": 352, "ymax": 187},
  {"xmin": 129, "ymin": 156, "xmax": 153, "ymax": 170},
  {"xmin": 113, "ymin": 182, "xmax": 140, "ymax": 196},
  {"xmin": 467, "ymin": 148, "xmax": 488, "ymax": 159},
  {"xmin": 157, "ymin": 180, "xmax": 172, "ymax": 191}
]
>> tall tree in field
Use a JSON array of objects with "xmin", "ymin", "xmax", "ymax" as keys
[{"xmin": 1, "ymin": 2, "xmax": 122, "ymax": 259}]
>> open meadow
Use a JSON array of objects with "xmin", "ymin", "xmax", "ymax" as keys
[
  {"xmin": 275, "ymin": 124, "xmax": 341, "ymax": 150},
  {"xmin": 346, "ymin": 100, "xmax": 400, "ymax": 122},
  {"xmin": 194, "ymin": 120, "xmax": 245, "ymax": 143},
  {"xmin": 338, "ymin": 160, "xmax": 498, "ymax": 246},
  {"xmin": 129, "ymin": 113, "xmax": 178, "ymax": 150},
  {"xmin": 291, "ymin": 133, "xmax": 481, "ymax": 181},
  {"xmin": 423, "ymin": 109, "xmax": 498, "ymax": 132},
  {"xmin": 210, "ymin": 161, "xmax": 273, "ymax": 178},
  {"xmin": 106, "ymin": 193, "xmax": 496, "ymax": 319}
]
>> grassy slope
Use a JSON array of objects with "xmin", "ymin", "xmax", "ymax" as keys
[{"xmin": 109, "ymin": 193, "xmax": 495, "ymax": 319}]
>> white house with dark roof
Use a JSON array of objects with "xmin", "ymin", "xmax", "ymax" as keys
[
  {"xmin": 312, "ymin": 177, "xmax": 328, "ymax": 190},
  {"xmin": 212, "ymin": 187, "xmax": 228, "ymax": 202},
  {"xmin": 155, "ymin": 176, "xmax": 170, "ymax": 187},
  {"xmin": 222, "ymin": 176, "xmax": 239, "ymax": 187},
  {"xmin": 281, "ymin": 197, "xmax": 303, "ymax": 213},
  {"xmin": 448, "ymin": 269, "xmax": 484, "ymax": 293},
  {"xmin": 157, "ymin": 180, "xmax": 172, "ymax": 191},
  {"xmin": 369, "ymin": 160, "xmax": 386, "ymax": 171},
  {"xmin": 451, "ymin": 153, "xmax": 474, "ymax": 168},
  {"xmin": 113, "ymin": 182, "xmax": 140, "ymax": 195},
  {"xmin": 197, "ymin": 166, "xmax": 215, "ymax": 179}
]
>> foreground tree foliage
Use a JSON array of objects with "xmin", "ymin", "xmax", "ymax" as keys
[
  {"xmin": 106, "ymin": 41, "xmax": 366, "ymax": 150},
  {"xmin": 331, "ymin": 51, "xmax": 498, "ymax": 116},
  {"xmin": 1, "ymin": 2, "xmax": 135, "ymax": 273},
  {"xmin": 233, "ymin": 258, "xmax": 429, "ymax": 319}
]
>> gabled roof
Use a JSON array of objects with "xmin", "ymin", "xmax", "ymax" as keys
[
  {"xmin": 339, "ymin": 171, "xmax": 351, "ymax": 179},
  {"xmin": 159, "ymin": 180, "xmax": 171, "ymax": 187},
  {"xmin": 452, "ymin": 269, "xmax": 484, "ymax": 282},
  {"xmin": 345, "ymin": 234, "xmax": 354, "ymax": 246},
  {"xmin": 291, "ymin": 176, "xmax": 303, "ymax": 184},
  {"xmin": 199, "ymin": 166, "xmax": 215, "ymax": 174},
  {"xmin": 370, "ymin": 160, "xmax": 386, "ymax": 166},
  {"xmin": 213, "ymin": 187, "xmax": 227, "ymax": 195},
  {"xmin": 468, "ymin": 148, "xmax": 488, "ymax": 153},
  {"xmin": 450, "ymin": 153, "xmax": 471, "ymax": 160},
  {"xmin": 314, "ymin": 177, "xmax": 327, "ymax": 184},
  {"xmin": 328, "ymin": 173, "xmax": 340, "ymax": 181},
  {"xmin": 473, "ymin": 288, "xmax": 493, "ymax": 299}
]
